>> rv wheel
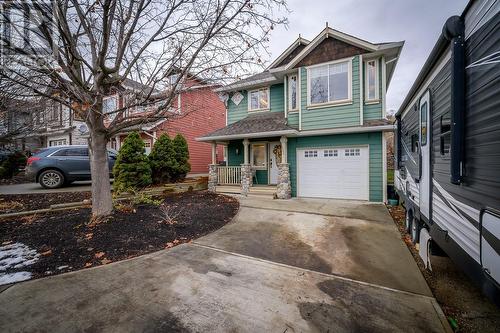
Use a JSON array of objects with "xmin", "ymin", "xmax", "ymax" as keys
[
  {"xmin": 405, "ymin": 210, "xmax": 413, "ymax": 233},
  {"xmin": 411, "ymin": 218, "xmax": 421, "ymax": 244}
]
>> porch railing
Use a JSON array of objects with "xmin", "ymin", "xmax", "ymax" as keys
[{"xmin": 217, "ymin": 166, "xmax": 241, "ymax": 185}]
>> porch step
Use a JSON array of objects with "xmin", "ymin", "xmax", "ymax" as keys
[
  {"xmin": 216, "ymin": 186, "xmax": 241, "ymax": 194},
  {"xmin": 215, "ymin": 185, "xmax": 276, "ymax": 198},
  {"xmin": 249, "ymin": 186, "xmax": 277, "ymax": 194}
]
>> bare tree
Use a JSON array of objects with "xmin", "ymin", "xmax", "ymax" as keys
[{"xmin": 0, "ymin": 0, "xmax": 287, "ymax": 218}]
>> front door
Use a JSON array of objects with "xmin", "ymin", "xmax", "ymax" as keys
[{"xmin": 269, "ymin": 142, "xmax": 281, "ymax": 184}]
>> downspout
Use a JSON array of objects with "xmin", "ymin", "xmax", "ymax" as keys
[{"xmin": 443, "ymin": 15, "xmax": 465, "ymax": 185}]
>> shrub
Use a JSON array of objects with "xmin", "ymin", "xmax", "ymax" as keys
[
  {"xmin": 149, "ymin": 133, "xmax": 177, "ymax": 184},
  {"xmin": 0, "ymin": 152, "xmax": 27, "ymax": 179},
  {"xmin": 171, "ymin": 134, "xmax": 191, "ymax": 181},
  {"xmin": 112, "ymin": 132, "xmax": 152, "ymax": 193}
]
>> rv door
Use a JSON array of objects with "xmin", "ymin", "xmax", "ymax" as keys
[{"xmin": 419, "ymin": 91, "xmax": 431, "ymax": 220}]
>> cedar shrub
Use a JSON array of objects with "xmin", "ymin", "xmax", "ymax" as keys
[
  {"xmin": 148, "ymin": 133, "xmax": 177, "ymax": 184},
  {"xmin": 171, "ymin": 134, "xmax": 191, "ymax": 181},
  {"xmin": 112, "ymin": 132, "xmax": 152, "ymax": 193}
]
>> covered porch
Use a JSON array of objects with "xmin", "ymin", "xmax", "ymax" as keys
[
  {"xmin": 207, "ymin": 136, "xmax": 291, "ymax": 198},
  {"xmin": 198, "ymin": 112, "xmax": 297, "ymax": 198}
]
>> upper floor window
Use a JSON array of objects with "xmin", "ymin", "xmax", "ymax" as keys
[
  {"xmin": 308, "ymin": 59, "xmax": 351, "ymax": 106},
  {"xmin": 365, "ymin": 59, "xmax": 379, "ymax": 101},
  {"xmin": 248, "ymin": 88, "xmax": 269, "ymax": 111},
  {"xmin": 103, "ymin": 96, "xmax": 118, "ymax": 121},
  {"xmin": 48, "ymin": 104, "xmax": 62, "ymax": 125},
  {"xmin": 168, "ymin": 73, "xmax": 180, "ymax": 86},
  {"xmin": 288, "ymin": 74, "xmax": 298, "ymax": 111}
]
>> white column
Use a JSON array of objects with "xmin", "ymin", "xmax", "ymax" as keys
[
  {"xmin": 211, "ymin": 142, "xmax": 217, "ymax": 164},
  {"xmin": 280, "ymin": 136, "xmax": 288, "ymax": 164},
  {"xmin": 243, "ymin": 138, "xmax": 250, "ymax": 165},
  {"xmin": 116, "ymin": 136, "xmax": 121, "ymax": 150}
]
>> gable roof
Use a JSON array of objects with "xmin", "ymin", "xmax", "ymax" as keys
[
  {"xmin": 268, "ymin": 37, "xmax": 310, "ymax": 69},
  {"xmin": 217, "ymin": 26, "xmax": 404, "ymax": 93}
]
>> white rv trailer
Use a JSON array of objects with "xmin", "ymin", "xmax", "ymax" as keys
[{"xmin": 395, "ymin": 0, "xmax": 500, "ymax": 304}]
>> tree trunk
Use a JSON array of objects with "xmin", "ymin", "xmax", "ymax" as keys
[{"xmin": 88, "ymin": 129, "xmax": 113, "ymax": 218}]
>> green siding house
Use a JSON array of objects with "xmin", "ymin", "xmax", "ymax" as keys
[{"xmin": 198, "ymin": 26, "xmax": 403, "ymax": 202}]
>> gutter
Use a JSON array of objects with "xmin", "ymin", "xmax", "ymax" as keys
[
  {"xmin": 214, "ymin": 76, "xmax": 278, "ymax": 93},
  {"xmin": 196, "ymin": 129, "xmax": 298, "ymax": 142}
]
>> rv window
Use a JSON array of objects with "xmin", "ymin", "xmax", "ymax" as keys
[
  {"xmin": 420, "ymin": 102, "xmax": 428, "ymax": 146},
  {"xmin": 440, "ymin": 114, "xmax": 451, "ymax": 156},
  {"xmin": 411, "ymin": 134, "xmax": 419, "ymax": 153}
]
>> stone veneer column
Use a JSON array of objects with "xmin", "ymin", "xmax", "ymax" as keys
[
  {"xmin": 276, "ymin": 163, "xmax": 291, "ymax": 199},
  {"xmin": 208, "ymin": 164, "xmax": 217, "ymax": 192},
  {"xmin": 240, "ymin": 164, "xmax": 252, "ymax": 196}
]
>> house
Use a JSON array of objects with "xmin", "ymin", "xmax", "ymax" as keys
[
  {"xmin": 5, "ymin": 75, "xmax": 226, "ymax": 174},
  {"xmin": 108, "ymin": 75, "xmax": 226, "ymax": 174},
  {"xmin": 198, "ymin": 26, "xmax": 403, "ymax": 201}
]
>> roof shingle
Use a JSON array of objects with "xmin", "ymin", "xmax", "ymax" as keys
[{"xmin": 200, "ymin": 112, "xmax": 295, "ymax": 139}]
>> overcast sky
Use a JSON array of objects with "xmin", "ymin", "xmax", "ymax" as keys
[{"xmin": 266, "ymin": 0, "xmax": 469, "ymax": 113}]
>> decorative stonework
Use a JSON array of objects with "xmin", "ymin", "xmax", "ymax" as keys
[
  {"xmin": 208, "ymin": 164, "xmax": 217, "ymax": 192},
  {"xmin": 276, "ymin": 163, "xmax": 291, "ymax": 199},
  {"xmin": 240, "ymin": 164, "xmax": 252, "ymax": 196}
]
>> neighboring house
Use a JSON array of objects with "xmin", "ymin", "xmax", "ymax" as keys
[
  {"xmin": 5, "ymin": 76, "xmax": 226, "ymax": 174},
  {"xmin": 109, "ymin": 75, "xmax": 225, "ymax": 174},
  {"xmin": 198, "ymin": 26, "xmax": 403, "ymax": 202}
]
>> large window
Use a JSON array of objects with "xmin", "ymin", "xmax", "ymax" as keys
[
  {"xmin": 288, "ymin": 74, "xmax": 298, "ymax": 111},
  {"xmin": 248, "ymin": 88, "xmax": 269, "ymax": 111},
  {"xmin": 308, "ymin": 60, "xmax": 351, "ymax": 106},
  {"xmin": 251, "ymin": 143, "xmax": 267, "ymax": 169},
  {"xmin": 365, "ymin": 59, "xmax": 379, "ymax": 101},
  {"xmin": 48, "ymin": 104, "xmax": 61, "ymax": 124}
]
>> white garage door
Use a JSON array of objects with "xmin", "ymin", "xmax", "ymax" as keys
[{"xmin": 297, "ymin": 146, "xmax": 369, "ymax": 200}]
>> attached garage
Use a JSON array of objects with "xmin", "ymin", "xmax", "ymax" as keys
[{"xmin": 297, "ymin": 146, "xmax": 369, "ymax": 200}]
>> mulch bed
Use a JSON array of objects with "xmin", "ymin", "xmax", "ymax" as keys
[
  {"xmin": 0, "ymin": 192, "xmax": 92, "ymax": 214},
  {"xmin": 0, "ymin": 172, "xmax": 32, "ymax": 185},
  {"xmin": 0, "ymin": 191, "xmax": 239, "ymax": 281}
]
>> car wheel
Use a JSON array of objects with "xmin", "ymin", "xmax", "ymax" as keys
[
  {"xmin": 411, "ymin": 217, "xmax": 421, "ymax": 244},
  {"xmin": 405, "ymin": 209, "xmax": 413, "ymax": 233},
  {"xmin": 39, "ymin": 170, "xmax": 65, "ymax": 189}
]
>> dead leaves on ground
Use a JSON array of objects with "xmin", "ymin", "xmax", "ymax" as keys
[{"xmin": 0, "ymin": 199, "xmax": 24, "ymax": 212}]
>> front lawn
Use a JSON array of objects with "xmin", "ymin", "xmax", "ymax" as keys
[{"xmin": 0, "ymin": 191, "xmax": 238, "ymax": 285}]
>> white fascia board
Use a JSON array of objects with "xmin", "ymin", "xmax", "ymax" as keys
[
  {"xmin": 214, "ymin": 76, "xmax": 278, "ymax": 93},
  {"xmin": 196, "ymin": 129, "xmax": 298, "ymax": 142},
  {"xmin": 285, "ymin": 28, "xmax": 379, "ymax": 70},
  {"xmin": 267, "ymin": 37, "xmax": 311, "ymax": 70},
  {"xmin": 296, "ymin": 125, "xmax": 394, "ymax": 137}
]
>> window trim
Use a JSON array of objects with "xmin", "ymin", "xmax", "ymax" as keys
[
  {"xmin": 288, "ymin": 73, "xmax": 299, "ymax": 112},
  {"xmin": 247, "ymin": 87, "xmax": 271, "ymax": 112},
  {"xmin": 364, "ymin": 58, "xmax": 380, "ymax": 102},
  {"xmin": 250, "ymin": 142, "xmax": 267, "ymax": 170},
  {"xmin": 306, "ymin": 57, "xmax": 353, "ymax": 108}
]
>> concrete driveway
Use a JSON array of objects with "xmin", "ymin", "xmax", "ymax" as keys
[{"xmin": 0, "ymin": 197, "xmax": 450, "ymax": 333}]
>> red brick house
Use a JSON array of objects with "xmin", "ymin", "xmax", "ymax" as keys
[{"xmin": 108, "ymin": 76, "xmax": 226, "ymax": 174}]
